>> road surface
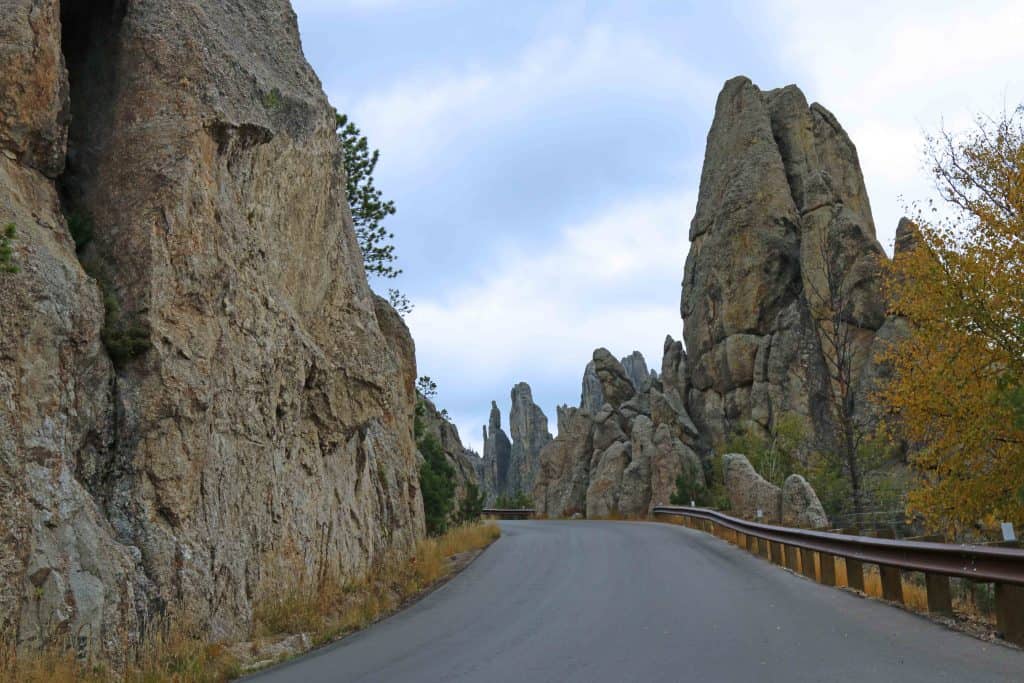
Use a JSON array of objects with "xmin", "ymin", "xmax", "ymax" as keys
[{"xmin": 246, "ymin": 520, "xmax": 1024, "ymax": 682}]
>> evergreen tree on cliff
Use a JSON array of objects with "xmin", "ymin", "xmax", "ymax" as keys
[{"xmin": 337, "ymin": 113, "xmax": 410, "ymax": 314}]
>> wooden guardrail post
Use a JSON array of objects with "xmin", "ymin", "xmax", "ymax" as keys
[
  {"xmin": 840, "ymin": 529, "xmax": 865, "ymax": 592},
  {"xmin": 818, "ymin": 552, "xmax": 837, "ymax": 587},
  {"xmin": 875, "ymin": 529, "xmax": 904, "ymax": 604},
  {"xmin": 745, "ymin": 534, "xmax": 756, "ymax": 553},
  {"xmin": 785, "ymin": 544, "xmax": 799, "ymax": 571},
  {"xmin": 799, "ymin": 547, "xmax": 816, "ymax": 580},
  {"xmin": 770, "ymin": 541, "xmax": 784, "ymax": 566},
  {"xmin": 995, "ymin": 583, "xmax": 1024, "ymax": 647},
  {"xmin": 925, "ymin": 573, "xmax": 953, "ymax": 616}
]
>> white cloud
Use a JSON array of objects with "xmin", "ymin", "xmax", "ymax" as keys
[
  {"xmin": 408, "ymin": 191, "xmax": 695, "ymax": 448},
  {"xmin": 746, "ymin": 0, "xmax": 1024, "ymax": 252},
  {"xmin": 341, "ymin": 24, "xmax": 716, "ymax": 172}
]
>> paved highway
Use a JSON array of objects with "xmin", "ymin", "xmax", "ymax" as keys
[{"xmin": 246, "ymin": 520, "xmax": 1024, "ymax": 682}]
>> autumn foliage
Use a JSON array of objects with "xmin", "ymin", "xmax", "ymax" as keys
[{"xmin": 880, "ymin": 107, "xmax": 1024, "ymax": 535}]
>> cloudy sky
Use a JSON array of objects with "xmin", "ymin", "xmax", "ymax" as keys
[{"xmin": 293, "ymin": 0, "xmax": 1024, "ymax": 453}]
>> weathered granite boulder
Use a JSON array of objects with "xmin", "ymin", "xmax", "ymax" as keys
[
  {"xmin": 781, "ymin": 475, "xmax": 829, "ymax": 529},
  {"xmin": 2, "ymin": 0, "xmax": 424, "ymax": 662},
  {"xmin": 722, "ymin": 454, "xmax": 782, "ymax": 523},
  {"xmin": 586, "ymin": 442, "xmax": 632, "ymax": 518},
  {"xmin": 649, "ymin": 424, "xmax": 704, "ymax": 510},
  {"xmin": 592, "ymin": 348, "xmax": 636, "ymax": 408},
  {"xmin": 618, "ymin": 416, "xmax": 655, "ymax": 514},
  {"xmin": 533, "ymin": 406, "xmax": 594, "ymax": 517},
  {"xmin": 591, "ymin": 403, "xmax": 628, "ymax": 454}
]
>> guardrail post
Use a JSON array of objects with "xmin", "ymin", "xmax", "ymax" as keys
[
  {"xmin": 839, "ymin": 529, "xmax": 865, "ymax": 592},
  {"xmin": 785, "ymin": 544, "xmax": 799, "ymax": 571},
  {"xmin": 770, "ymin": 541, "xmax": 784, "ymax": 566},
  {"xmin": 799, "ymin": 548, "xmax": 816, "ymax": 580},
  {"xmin": 845, "ymin": 557, "xmax": 865, "ymax": 592},
  {"xmin": 995, "ymin": 583, "xmax": 1024, "ymax": 647},
  {"xmin": 924, "ymin": 573, "xmax": 953, "ymax": 616},
  {"xmin": 757, "ymin": 538, "xmax": 769, "ymax": 559},
  {"xmin": 818, "ymin": 553, "xmax": 836, "ymax": 586},
  {"xmin": 875, "ymin": 529, "xmax": 904, "ymax": 604},
  {"xmin": 878, "ymin": 565, "xmax": 903, "ymax": 603},
  {"xmin": 745, "ymin": 534, "xmax": 756, "ymax": 553}
]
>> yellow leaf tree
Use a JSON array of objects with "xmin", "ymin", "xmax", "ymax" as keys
[{"xmin": 880, "ymin": 107, "xmax": 1024, "ymax": 536}]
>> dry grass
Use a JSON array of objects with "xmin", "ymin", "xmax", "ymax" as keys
[
  {"xmin": 253, "ymin": 521, "xmax": 501, "ymax": 648},
  {"xmin": 0, "ymin": 620, "xmax": 242, "ymax": 683},
  {"xmin": 0, "ymin": 522, "xmax": 500, "ymax": 683}
]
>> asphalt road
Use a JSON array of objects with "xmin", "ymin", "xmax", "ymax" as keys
[{"xmin": 246, "ymin": 520, "xmax": 1024, "ymax": 682}]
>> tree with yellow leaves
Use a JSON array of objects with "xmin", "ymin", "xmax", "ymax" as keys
[{"xmin": 880, "ymin": 107, "xmax": 1024, "ymax": 536}]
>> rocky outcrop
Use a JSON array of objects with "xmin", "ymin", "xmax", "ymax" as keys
[
  {"xmin": 532, "ymin": 78, "xmax": 887, "ymax": 522},
  {"xmin": 682, "ymin": 76, "xmax": 889, "ymax": 450},
  {"xmin": 534, "ymin": 346, "xmax": 704, "ymax": 517},
  {"xmin": 417, "ymin": 397, "xmax": 482, "ymax": 513},
  {"xmin": 533, "ymin": 406, "xmax": 594, "ymax": 517},
  {"xmin": 620, "ymin": 351, "xmax": 656, "ymax": 393},
  {"xmin": 592, "ymin": 348, "xmax": 636, "ymax": 408},
  {"xmin": 1, "ymin": 0, "xmax": 423, "ymax": 663},
  {"xmin": 479, "ymin": 383, "xmax": 550, "ymax": 502},
  {"xmin": 580, "ymin": 361, "xmax": 604, "ymax": 413},
  {"xmin": 781, "ymin": 475, "xmax": 829, "ymax": 529},
  {"xmin": 722, "ymin": 454, "xmax": 783, "ymax": 523},
  {"xmin": 508, "ymin": 382, "xmax": 552, "ymax": 496},
  {"xmin": 479, "ymin": 402, "xmax": 512, "ymax": 500}
]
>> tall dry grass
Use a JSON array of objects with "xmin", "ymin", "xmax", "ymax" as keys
[{"xmin": 0, "ymin": 522, "xmax": 500, "ymax": 683}]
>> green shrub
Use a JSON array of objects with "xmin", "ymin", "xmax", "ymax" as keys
[
  {"xmin": 418, "ymin": 429, "xmax": 455, "ymax": 536},
  {"xmin": 66, "ymin": 210, "xmax": 93, "ymax": 252},
  {"xmin": 493, "ymin": 491, "xmax": 532, "ymax": 509},
  {"xmin": 456, "ymin": 483, "xmax": 486, "ymax": 524},
  {"xmin": 97, "ymin": 282, "xmax": 151, "ymax": 366},
  {"xmin": 1, "ymin": 223, "xmax": 19, "ymax": 274}
]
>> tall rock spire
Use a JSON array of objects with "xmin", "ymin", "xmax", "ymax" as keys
[{"xmin": 682, "ymin": 76, "xmax": 887, "ymax": 447}]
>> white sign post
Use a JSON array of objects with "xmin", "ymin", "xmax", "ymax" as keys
[{"xmin": 1001, "ymin": 522, "xmax": 1017, "ymax": 542}]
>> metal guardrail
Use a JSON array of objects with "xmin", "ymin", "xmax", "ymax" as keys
[
  {"xmin": 652, "ymin": 505, "xmax": 1024, "ymax": 647},
  {"xmin": 482, "ymin": 508, "xmax": 535, "ymax": 520}
]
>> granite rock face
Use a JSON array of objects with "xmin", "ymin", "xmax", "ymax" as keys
[
  {"xmin": 620, "ymin": 351, "xmax": 656, "ymax": 393},
  {"xmin": 479, "ymin": 383, "xmax": 550, "ymax": 502},
  {"xmin": 479, "ymin": 401, "xmax": 513, "ymax": 501},
  {"xmin": 1, "ymin": 0, "xmax": 423, "ymax": 662},
  {"xmin": 508, "ymin": 382, "xmax": 552, "ymax": 496},
  {"xmin": 580, "ymin": 361, "xmax": 604, "ymax": 413},
  {"xmin": 592, "ymin": 348, "xmax": 636, "ymax": 408},
  {"xmin": 533, "ymin": 406, "xmax": 594, "ymax": 517},
  {"xmin": 417, "ymin": 397, "xmax": 482, "ymax": 514},
  {"xmin": 682, "ymin": 76, "xmax": 888, "ymax": 450},
  {"xmin": 533, "ymin": 344, "xmax": 706, "ymax": 517},
  {"xmin": 0, "ymin": 0, "xmax": 67, "ymax": 176},
  {"xmin": 525, "ymin": 77, "xmax": 893, "ymax": 524}
]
